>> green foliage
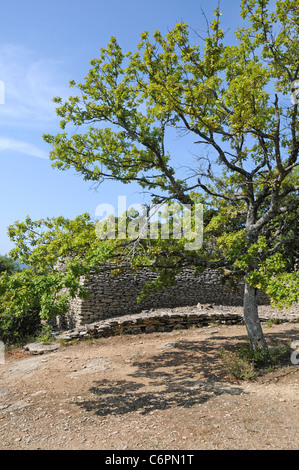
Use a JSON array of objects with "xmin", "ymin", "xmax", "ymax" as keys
[
  {"xmin": 0, "ymin": 306, "xmax": 41, "ymax": 345},
  {"xmin": 0, "ymin": 254, "xmax": 17, "ymax": 275},
  {"xmin": 220, "ymin": 348, "xmax": 256, "ymax": 381},
  {"xmin": 1, "ymin": 214, "xmax": 111, "ymax": 322},
  {"xmin": 220, "ymin": 340, "xmax": 291, "ymax": 380},
  {"xmin": 36, "ymin": 323, "xmax": 55, "ymax": 344},
  {"xmin": 237, "ymin": 341, "xmax": 290, "ymax": 369}
]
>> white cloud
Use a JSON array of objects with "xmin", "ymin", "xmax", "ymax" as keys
[
  {"xmin": 0, "ymin": 43, "xmax": 70, "ymax": 160},
  {"xmin": 0, "ymin": 44, "xmax": 68, "ymax": 128},
  {"xmin": 0, "ymin": 136, "xmax": 48, "ymax": 159}
]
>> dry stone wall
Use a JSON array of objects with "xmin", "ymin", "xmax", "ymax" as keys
[
  {"xmin": 61, "ymin": 266, "xmax": 269, "ymax": 329},
  {"xmin": 56, "ymin": 309, "xmax": 247, "ymax": 342}
]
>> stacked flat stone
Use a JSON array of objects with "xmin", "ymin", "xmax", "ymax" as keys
[
  {"xmin": 59, "ymin": 266, "xmax": 269, "ymax": 329},
  {"xmin": 56, "ymin": 309, "xmax": 249, "ymax": 341}
]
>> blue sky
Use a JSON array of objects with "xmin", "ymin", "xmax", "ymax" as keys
[{"xmin": 0, "ymin": 0, "xmax": 247, "ymax": 254}]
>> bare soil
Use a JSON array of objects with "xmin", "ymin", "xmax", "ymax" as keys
[{"xmin": 0, "ymin": 305, "xmax": 299, "ymax": 451}]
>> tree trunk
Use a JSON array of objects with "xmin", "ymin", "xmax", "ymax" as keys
[{"xmin": 243, "ymin": 281, "xmax": 268, "ymax": 351}]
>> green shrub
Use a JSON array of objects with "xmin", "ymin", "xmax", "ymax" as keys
[
  {"xmin": 265, "ymin": 318, "xmax": 281, "ymax": 327},
  {"xmin": 238, "ymin": 342, "xmax": 290, "ymax": 369},
  {"xmin": 220, "ymin": 348, "xmax": 256, "ymax": 380},
  {"xmin": 36, "ymin": 323, "xmax": 55, "ymax": 344},
  {"xmin": 0, "ymin": 307, "xmax": 41, "ymax": 345},
  {"xmin": 220, "ymin": 341, "xmax": 291, "ymax": 381}
]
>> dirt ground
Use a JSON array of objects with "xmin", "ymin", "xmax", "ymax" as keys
[{"xmin": 0, "ymin": 306, "xmax": 299, "ymax": 451}]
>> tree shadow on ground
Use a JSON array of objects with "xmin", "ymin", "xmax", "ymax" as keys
[
  {"xmin": 75, "ymin": 327, "xmax": 299, "ymax": 417},
  {"xmin": 75, "ymin": 334, "xmax": 247, "ymax": 416}
]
